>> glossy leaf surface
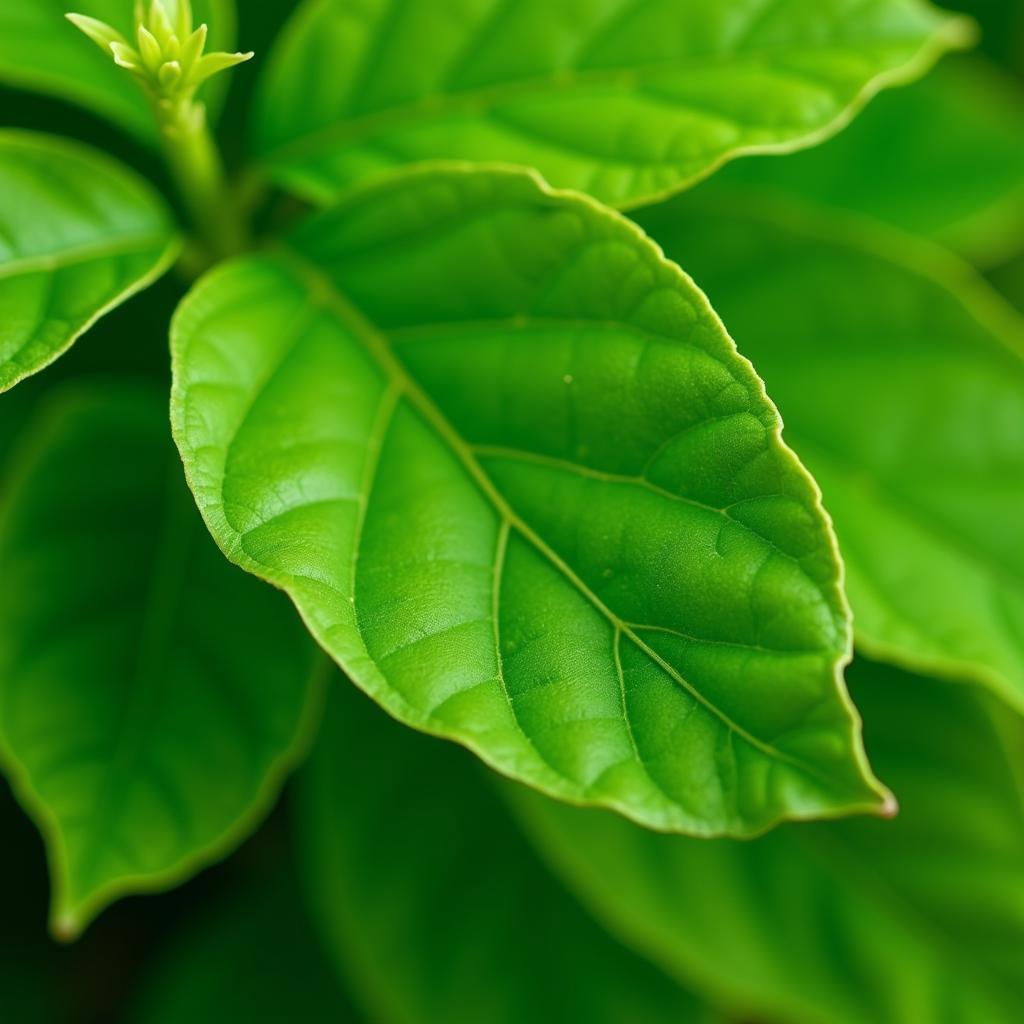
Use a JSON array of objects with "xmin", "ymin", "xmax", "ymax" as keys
[
  {"xmin": 172, "ymin": 166, "xmax": 888, "ymax": 835},
  {"xmin": 0, "ymin": 0, "xmax": 235, "ymax": 142},
  {"xmin": 514, "ymin": 658, "xmax": 1024, "ymax": 1024},
  {"xmin": 0, "ymin": 386, "xmax": 323, "ymax": 937},
  {"xmin": 702, "ymin": 56, "xmax": 1024, "ymax": 263},
  {"xmin": 299, "ymin": 677, "xmax": 708, "ymax": 1024},
  {"xmin": 639, "ymin": 196, "xmax": 1024, "ymax": 708},
  {"xmin": 0, "ymin": 131, "xmax": 177, "ymax": 392},
  {"xmin": 254, "ymin": 0, "xmax": 967, "ymax": 208}
]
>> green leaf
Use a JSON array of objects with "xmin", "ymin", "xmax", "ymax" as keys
[
  {"xmin": 637, "ymin": 194, "xmax": 1024, "ymax": 709},
  {"xmin": 253, "ymin": 0, "xmax": 969, "ymax": 209},
  {"xmin": 0, "ymin": 385, "xmax": 324, "ymax": 938},
  {"xmin": 0, "ymin": 131, "xmax": 177, "ymax": 393},
  {"xmin": 513, "ymin": 657, "xmax": 1024, "ymax": 1024},
  {"xmin": 699, "ymin": 55, "xmax": 1024, "ymax": 264},
  {"xmin": 172, "ymin": 165, "xmax": 890, "ymax": 836},
  {"xmin": 0, "ymin": 0, "xmax": 235, "ymax": 143},
  {"xmin": 298, "ymin": 677, "xmax": 710, "ymax": 1024},
  {"xmin": 129, "ymin": 870, "xmax": 363, "ymax": 1024}
]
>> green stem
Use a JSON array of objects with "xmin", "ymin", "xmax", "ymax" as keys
[{"xmin": 154, "ymin": 100, "xmax": 247, "ymax": 261}]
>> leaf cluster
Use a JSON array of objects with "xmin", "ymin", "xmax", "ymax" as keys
[{"xmin": 0, "ymin": 2, "xmax": 1022, "ymax": 1022}]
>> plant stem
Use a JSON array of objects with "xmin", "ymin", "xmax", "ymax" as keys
[{"xmin": 154, "ymin": 100, "xmax": 247, "ymax": 262}]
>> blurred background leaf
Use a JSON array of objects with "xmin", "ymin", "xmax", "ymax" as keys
[{"xmin": 512, "ymin": 657, "xmax": 1024, "ymax": 1024}]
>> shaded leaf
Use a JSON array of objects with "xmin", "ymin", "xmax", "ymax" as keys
[
  {"xmin": 298, "ymin": 676, "xmax": 710, "ymax": 1024},
  {"xmin": 128, "ymin": 869, "xmax": 363, "ymax": 1023},
  {"xmin": 0, "ymin": 384, "xmax": 323, "ymax": 937},
  {"xmin": 0, "ymin": 131, "xmax": 177, "ymax": 392},
  {"xmin": 513, "ymin": 658, "xmax": 1024, "ymax": 1024},
  {"xmin": 172, "ymin": 166, "xmax": 888, "ymax": 836},
  {"xmin": 639, "ymin": 193, "xmax": 1024, "ymax": 709},
  {"xmin": 253, "ymin": 0, "xmax": 968, "ymax": 208}
]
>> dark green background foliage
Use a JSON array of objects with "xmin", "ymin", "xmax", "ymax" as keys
[{"xmin": 0, "ymin": 1, "xmax": 1022, "ymax": 1021}]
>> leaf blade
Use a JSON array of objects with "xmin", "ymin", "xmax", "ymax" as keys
[
  {"xmin": 172, "ymin": 166, "xmax": 889, "ymax": 836},
  {"xmin": 253, "ymin": 0, "xmax": 969, "ymax": 208},
  {"xmin": 0, "ymin": 385, "xmax": 323, "ymax": 936},
  {"xmin": 0, "ymin": 130, "xmax": 178, "ymax": 392},
  {"xmin": 638, "ymin": 193, "xmax": 1024, "ymax": 709}
]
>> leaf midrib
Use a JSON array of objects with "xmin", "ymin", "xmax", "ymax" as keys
[
  {"xmin": 275, "ymin": 246, "xmax": 858, "ymax": 797},
  {"xmin": 260, "ymin": 34, "xmax": 930, "ymax": 167}
]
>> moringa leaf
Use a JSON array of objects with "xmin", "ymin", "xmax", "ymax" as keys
[
  {"xmin": 172, "ymin": 165, "xmax": 890, "ymax": 836},
  {"xmin": 0, "ymin": 0, "xmax": 235, "ymax": 143},
  {"xmin": 512, "ymin": 657, "xmax": 1024, "ymax": 1024},
  {"xmin": 298, "ymin": 676, "xmax": 710, "ymax": 1024},
  {"xmin": 637, "ymin": 194, "xmax": 1024, "ymax": 709},
  {"xmin": 0, "ymin": 131, "xmax": 177, "ymax": 393},
  {"xmin": 0, "ymin": 385, "xmax": 323, "ymax": 938},
  {"xmin": 253, "ymin": 0, "xmax": 969, "ymax": 209},
  {"xmin": 699, "ymin": 55, "xmax": 1024, "ymax": 265}
]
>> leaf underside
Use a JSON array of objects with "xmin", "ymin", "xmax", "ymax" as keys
[
  {"xmin": 513, "ymin": 659, "xmax": 1024, "ymax": 1024},
  {"xmin": 0, "ymin": 130, "xmax": 177, "ymax": 393},
  {"xmin": 0, "ymin": 386, "xmax": 322, "ymax": 937},
  {"xmin": 254, "ymin": 0, "xmax": 968, "ymax": 208},
  {"xmin": 172, "ymin": 166, "xmax": 888, "ymax": 836},
  {"xmin": 638, "ymin": 195, "xmax": 1024, "ymax": 709}
]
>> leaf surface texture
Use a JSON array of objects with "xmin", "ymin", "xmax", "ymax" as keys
[
  {"xmin": 639, "ymin": 195, "xmax": 1024, "ymax": 706},
  {"xmin": 172, "ymin": 167, "xmax": 888, "ymax": 835}
]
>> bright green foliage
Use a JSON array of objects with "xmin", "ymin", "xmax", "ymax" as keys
[
  {"xmin": 514, "ymin": 658, "xmax": 1024, "ymax": 1024},
  {"xmin": 129, "ymin": 873, "xmax": 361, "ymax": 1024},
  {"xmin": 0, "ymin": 130, "xmax": 177, "ymax": 392},
  {"xmin": 0, "ymin": 0, "xmax": 234, "ymax": 142},
  {"xmin": 639, "ymin": 195, "xmax": 1024, "ymax": 710},
  {"xmin": 703, "ymin": 55, "xmax": 1024, "ymax": 263},
  {"xmin": 172, "ymin": 166, "xmax": 890, "ymax": 836},
  {"xmin": 0, "ymin": 386, "xmax": 323, "ymax": 937},
  {"xmin": 299, "ymin": 678, "xmax": 709, "ymax": 1024},
  {"xmin": 253, "ymin": 0, "xmax": 968, "ymax": 209}
]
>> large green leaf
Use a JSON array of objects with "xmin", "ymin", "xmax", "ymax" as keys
[
  {"xmin": 700, "ymin": 55, "xmax": 1024, "ymax": 264},
  {"xmin": 0, "ymin": 131, "xmax": 177, "ymax": 393},
  {"xmin": 514, "ymin": 658, "xmax": 1024, "ymax": 1024},
  {"xmin": 298, "ymin": 677, "xmax": 710, "ymax": 1024},
  {"xmin": 0, "ymin": 0, "xmax": 235, "ymax": 143},
  {"xmin": 253, "ymin": 0, "xmax": 968, "ymax": 209},
  {"xmin": 638, "ymin": 194, "xmax": 1024, "ymax": 710},
  {"xmin": 129, "ymin": 872, "xmax": 363, "ymax": 1023},
  {"xmin": 172, "ymin": 166, "xmax": 889, "ymax": 835},
  {"xmin": 0, "ymin": 385, "xmax": 323, "ymax": 937}
]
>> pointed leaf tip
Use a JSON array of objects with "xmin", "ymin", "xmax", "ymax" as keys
[{"xmin": 65, "ymin": 12, "xmax": 126, "ymax": 53}]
